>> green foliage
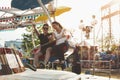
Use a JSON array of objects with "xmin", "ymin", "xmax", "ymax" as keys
[
  {"xmin": 21, "ymin": 26, "xmax": 41, "ymax": 57},
  {"xmin": 21, "ymin": 24, "xmax": 52, "ymax": 57},
  {"xmin": 98, "ymin": 34, "xmax": 118, "ymax": 51}
]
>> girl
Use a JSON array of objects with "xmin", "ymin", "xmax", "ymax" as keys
[{"xmin": 51, "ymin": 21, "xmax": 69, "ymax": 70}]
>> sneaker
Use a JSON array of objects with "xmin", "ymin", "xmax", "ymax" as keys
[
  {"xmin": 26, "ymin": 63, "xmax": 37, "ymax": 71},
  {"xmin": 39, "ymin": 61, "xmax": 45, "ymax": 69},
  {"xmin": 45, "ymin": 62, "xmax": 51, "ymax": 69}
]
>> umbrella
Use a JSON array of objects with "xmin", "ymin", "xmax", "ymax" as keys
[
  {"xmin": 53, "ymin": 6, "xmax": 71, "ymax": 16},
  {"xmin": 35, "ymin": 14, "xmax": 48, "ymax": 21},
  {"xmin": 35, "ymin": 6, "xmax": 71, "ymax": 22},
  {"xmin": 11, "ymin": 0, "xmax": 53, "ymax": 10}
]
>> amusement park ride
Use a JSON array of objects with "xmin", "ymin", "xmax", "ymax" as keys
[
  {"xmin": 0, "ymin": 0, "xmax": 120, "ymax": 80},
  {"xmin": 0, "ymin": 0, "xmax": 55, "ymax": 31},
  {"xmin": 0, "ymin": 0, "xmax": 71, "ymax": 31},
  {"xmin": 0, "ymin": 0, "xmax": 82, "ymax": 80},
  {"xmin": 0, "ymin": 6, "xmax": 46, "ymax": 31}
]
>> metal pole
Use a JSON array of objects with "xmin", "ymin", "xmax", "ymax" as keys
[
  {"xmin": 91, "ymin": 15, "xmax": 97, "ymax": 76},
  {"xmin": 108, "ymin": 7, "xmax": 111, "ymax": 50},
  {"xmin": 93, "ymin": 26, "xmax": 95, "ymax": 76},
  {"xmin": 79, "ymin": 19, "xmax": 84, "ymax": 72},
  {"xmin": 118, "ymin": 4, "xmax": 120, "ymax": 73},
  {"xmin": 37, "ymin": 0, "xmax": 52, "ymax": 24},
  {"xmin": 101, "ymin": 21, "xmax": 104, "ymax": 51}
]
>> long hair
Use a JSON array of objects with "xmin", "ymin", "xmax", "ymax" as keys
[{"xmin": 52, "ymin": 21, "xmax": 63, "ymax": 29}]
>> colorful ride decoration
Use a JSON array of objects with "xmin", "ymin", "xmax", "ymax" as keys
[{"xmin": 0, "ymin": 47, "xmax": 25, "ymax": 75}]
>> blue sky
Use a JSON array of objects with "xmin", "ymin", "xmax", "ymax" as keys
[{"xmin": 0, "ymin": 0, "xmax": 111, "ymax": 46}]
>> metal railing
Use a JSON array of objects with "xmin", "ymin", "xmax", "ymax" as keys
[{"xmin": 77, "ymin": 60, "xmax": 112, "ymax": 80}]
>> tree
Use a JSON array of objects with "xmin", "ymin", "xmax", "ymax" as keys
[
  {"xmin": 21, "ymin": 25, "xmax": 41, "ymax": 57},
  {"xmin": 98, "ymin": 34, "xmax": 116, "ymax": 51}
]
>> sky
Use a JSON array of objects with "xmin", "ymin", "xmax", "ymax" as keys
[{"xmin": 0, "ymin": 0, "xmax": 112, "ymax": 46}]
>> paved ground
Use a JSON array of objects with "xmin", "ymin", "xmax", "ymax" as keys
[
  {"xmin": 0, "ymin": 68, "xmax": 119, "ymax": 80},
  {"xmin": 80, "ymin": 69, "xmax": 120, "ymax": 80},
  {"xmin": 65, "ymin": 67, "xmax": 120, "ymax": 80},
  {"xmin": 0, "ymin": 69, "xmax": 80, "ymax": 80},
  {"xmin": 79, "ymin": 74, "xmax": 119, "ymax": 80}
]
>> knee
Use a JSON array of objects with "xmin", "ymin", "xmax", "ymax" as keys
[
  {"xmin": 34, "ymin": 54, "xmax": 38, "ymax": 58},
  {"xmin": 47, "ymin": 47, "xmax": 52, "ymax": 51},
  {"xmin": 46, "ymin": 47, "xmax": 52, "ymax": 53}
]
